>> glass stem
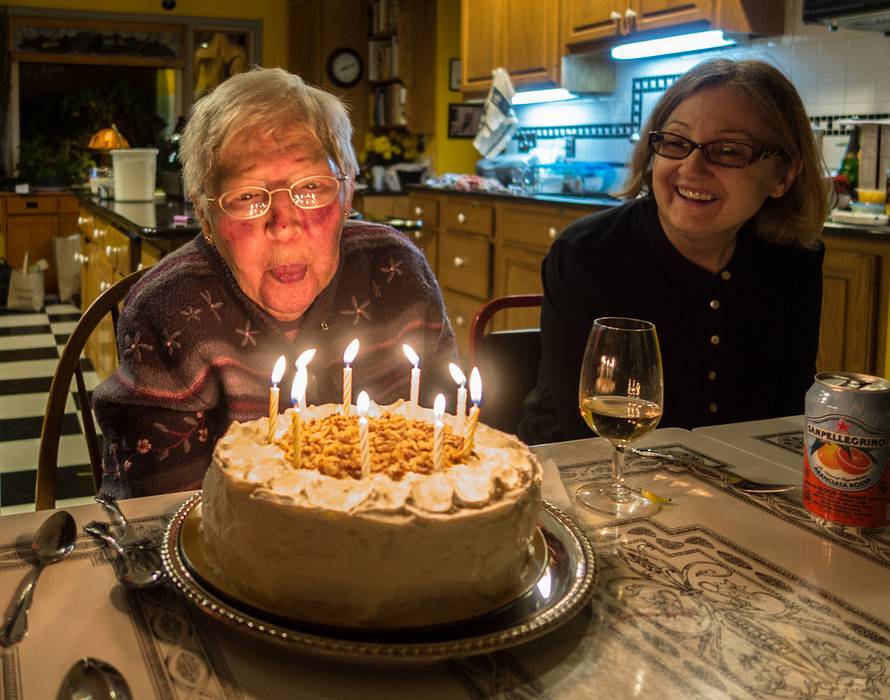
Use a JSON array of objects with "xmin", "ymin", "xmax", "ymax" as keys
[{"xmin": 611, "ymin": 444, "xmax": 630, "ymax": 497}]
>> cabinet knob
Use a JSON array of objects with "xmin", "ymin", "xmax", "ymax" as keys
[
  {"xmin": 457, "ymin": 213, "xmax": 466, "ymax": 224},
  {"xmin": 455, "ymin": 315, "xmax": 466, "ymax": 327},
  {"xmin": 414, "ymin": 206, "xmax": 423, "ymax": 217},
  {"xmin": 453, "ymin": 256, "xmax": 465, "ymax": 268},
  {"xmin": 137, "ymin": 263, "xmax": 145, "ymax": 271},
  {"xmin": 548, "ymin": 227, "xmax": 557, "ymax": 239},
  {"xmin": 105, "ymin": 245, "xmax": 113, "ymax": 256},
  {"xmin": 413, "ymin": 231, "xmax": 422, "ymax": 241},
  {"xmin": 610, "ymin": 10, "xmax": 622, "ymax": 20},
  {"xmin": 99, "ymin": 281, "xmax": 111, "ymax": 291},
  {"xmin": 624, "ymin": 7, "xmax": 637, "ymax": 18},
  {"xmin": 77, "ymin": 216, "xmax": 86, "ymax": 225}
]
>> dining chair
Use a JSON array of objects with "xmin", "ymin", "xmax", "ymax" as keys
[
  {"xmin": 468, "ymin": 294, "xmax": 543, "ymax": 435},
  {"xmin": 35, "ymin": 267, "xmax": 149, "ymax": 510}
]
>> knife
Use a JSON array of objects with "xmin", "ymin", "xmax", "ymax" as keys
[{"xmin": 630, "ymin": 448, "xmax": 795, "ymax": 493}]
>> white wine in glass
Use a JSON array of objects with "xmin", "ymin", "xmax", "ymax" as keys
[{"xmin": 576, "ymin": 317, "xmax": 664, "ymax": 518}]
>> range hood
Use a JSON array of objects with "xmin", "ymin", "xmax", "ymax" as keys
[{"xmin": 803, "ymin": 0, "xmax": 890, "ymax": 32}]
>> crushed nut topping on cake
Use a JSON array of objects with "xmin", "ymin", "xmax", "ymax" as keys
[{"xmin": 276, "ymin": 412, "xmax": 474, "ymax": 480}]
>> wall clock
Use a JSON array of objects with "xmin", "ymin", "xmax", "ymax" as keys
[{"xmin": 326, "ymin": 47, "xmax": 363, "ymax": 88}]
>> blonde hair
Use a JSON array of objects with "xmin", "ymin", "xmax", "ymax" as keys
[
  {"xmin": 619, "ymin": 58, "xmax": 828, "ymax": 247},
  {"xmin": 180, "ymin": 67, "xmax": 359, "ymax": 215}
]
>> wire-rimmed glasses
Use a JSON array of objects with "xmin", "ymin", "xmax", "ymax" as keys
[
  {"xmin": 576, "ymin": 317, "xmax": 664, "ymax": 518},
  {"xmin": 207, "ymin": 175, "xmax": 348, "ymax": 220},
  {"xmin": 648, "ymin": 130, "xmax": 785, "ymax": 169}
]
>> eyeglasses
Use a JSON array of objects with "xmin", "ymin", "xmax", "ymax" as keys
[
  {"xmin": 207, "ymin": 175, "xmax": 348, "ymax": 220},
  {"xmin": 648, "ymin": 131, "xmax": 785, "ymax": 169}
]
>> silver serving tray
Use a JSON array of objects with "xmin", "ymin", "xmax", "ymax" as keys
[{"xmin": 161, "ymin": 493, "xmax": 597, "ymax": 661}]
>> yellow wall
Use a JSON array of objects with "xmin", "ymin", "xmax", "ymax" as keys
[
  {"xmin": 431, "ymin": 0, "xmax": 477, "ymax": 176},
  {"xmin": 8, "ymin": 0, "xmax": 289, "ymax": 68}
]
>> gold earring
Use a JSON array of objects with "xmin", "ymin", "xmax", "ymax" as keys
[
  {"xmin": 203, "ymin": 229, "xmax": 213, "ymax": 245},
  {"xmin": 344, "ymin": 208, "xmax": 351, "ymax": 216}
]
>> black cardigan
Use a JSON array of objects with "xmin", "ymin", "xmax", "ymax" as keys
[{"xmin": 519, "ymin": 196, "xmax": 824, "ymax": 443}]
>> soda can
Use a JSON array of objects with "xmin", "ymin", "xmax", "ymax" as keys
[{"xmin": 803, "ymin": 372, "xmax": 890, "ymax": 528}]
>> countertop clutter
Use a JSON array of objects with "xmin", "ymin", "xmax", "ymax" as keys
[{"xmin": 74, "ymin": 191, "xmax": 200, "ymax": 240}]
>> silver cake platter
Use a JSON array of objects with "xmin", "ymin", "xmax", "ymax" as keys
[{"xmin": 161, "ymin": 493, "xmax": 597, "ymax": 661}]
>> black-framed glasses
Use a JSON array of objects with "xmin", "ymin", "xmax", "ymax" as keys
[
  {"xmin": 648, "ymin": 131, "xmax": 785, "ymax": 169},
  {"xmin": 207, "ymin": 175, "xmax": 348, "ymax": 220}
]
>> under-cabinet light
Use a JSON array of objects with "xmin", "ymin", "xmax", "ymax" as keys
[
  {"xmin": 511, "ymin": 88, "xmax": 579, "ymax": 105},
  {"xmin": 610, "ymin": 30, "xmax": 735, "ymax": 60}
]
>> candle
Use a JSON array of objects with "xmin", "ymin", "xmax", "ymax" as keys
[
  {"xmin": 268, "ymin": 355, "xmax": 286, "ymax": 443},
  {"xmin": 342, "ymin": 338, "xmax": 360, "ymax": 415},
  {"xmin": 462, "ymin": 367, "xmax": 482, "ymax": 456},
  {"xmin": 402, "ymin": 344, "xmax": 421, "ymax": 413},
  {"xmin": 290, "ymin": 368, "xmax": 308, "ymax": 469},
  {"xmin": 294, "ymin": 348, "xmax": 316, "ymax": 410},
  {"xmin": 357, "ymin": 390, "xmax": 371, "ymax": 478},
  {"xmin": 433, "ymin": 393, "xmax": 446, "ymax": 472},
  {"xmin": 448, "ymin": 362, "xmax": 467, "ymax": 435}
]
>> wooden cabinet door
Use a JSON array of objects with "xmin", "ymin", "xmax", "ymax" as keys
[
  {"xmin": 502, "ymin": 0, "xmax": 559, "ymax": 88},
  {"xmin": 493, "ymin": 245, "xmax": 544, "ymax": 331},
  {"xmin": 817, "ymin": 249, "xmax": 877, "ymax": 375},
  {"xmin": 562, "ymin": 0, "xmax": 625, "ymax": 49},
  {"xmin": 7, "ymin": 214, "xmax": 59, "ymax": 295},
  {"xmin": 461, "ymin": 0, "xmax": 501, "ymax": 93},
  {"xmin": 634, "ymin": 0, "xmax": 713, "ymax": 34}
]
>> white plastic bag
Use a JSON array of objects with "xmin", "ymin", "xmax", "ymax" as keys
[
  {"xmin": 6, "ymin": 253, "xmax": 44, "ymax": 311},
  {"xmin": 53, "ymin": 234, "xmax": 82, "ymax": 302}
]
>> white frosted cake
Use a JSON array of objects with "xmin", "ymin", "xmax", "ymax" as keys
[{"xmin": 201, "ymin": 401, "xmax": 543, "ymax": 628}]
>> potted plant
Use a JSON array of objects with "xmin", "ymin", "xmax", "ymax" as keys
[{"xmin": 17, "ymin": 135, "xmax": 93, "ymax": 188}]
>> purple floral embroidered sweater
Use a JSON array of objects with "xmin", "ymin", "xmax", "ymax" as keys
[{"xmin": 94, "ymin": 221, "xmax": 456, "ymax": 498}]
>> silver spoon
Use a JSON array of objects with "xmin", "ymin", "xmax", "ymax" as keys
[
  {"xmin": 66, "ymin": 657, "xmax": 132, "ymax": 700},
  {"xmin": 83, "ymin": 521, "xmax": 164, "ymax": 589},
  {"xmin": 0, "ymin": 510, "xmax": 77, "ymax": 646}
]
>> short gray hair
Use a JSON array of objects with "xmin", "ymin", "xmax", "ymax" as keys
[{"xmin": 180, "ymin": 67, "xmax": 358, "ymax": 213}]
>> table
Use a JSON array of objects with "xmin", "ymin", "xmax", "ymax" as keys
[{"xmin": 2, "ymin": 427, "xmax": 889, "ymax": 699}]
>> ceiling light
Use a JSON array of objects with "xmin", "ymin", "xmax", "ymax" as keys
[
  {"xmin": 610, "ymin": 30, "xmax": 735, "ymax": 60},
  {"xmin": 511, "ymin": 88, "xmax": 579, "ymax": 105}
]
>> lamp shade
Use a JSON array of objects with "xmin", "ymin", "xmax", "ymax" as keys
[{"xmin": 88, "ymin": 125, "xmax": 129, "ymax": 150}]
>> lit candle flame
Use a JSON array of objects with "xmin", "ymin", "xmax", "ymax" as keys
[
  {"xmin": 434, "ymin": 393, "xmax": 446, "ymax": 419},
  {"xmin": 295, "ymin": 348, "xmax": 317, "ymax": 369},
  {"xmin": 448, "ymin": 362, "xmax": 466, "ymax": 386},
  {"xmin": 271, "ymin": 355, "xmax": 286, "ymax": 386},
  {"xmin": 290, "ymin": 367, "xmax": 308, "ymax": 406},
  {"xmin": 356, "ymin": 390, "xmax": 370, "ymax": 415},
  {"xmin": 402, "ymin": 344, "xmax": 419, "ymax": 367},
  {"xmin": 469, "ymin": 367, "xmax": 482, "ymax": 404},
  {"xmin": 343, "ymin": 338, "xmax": 360, "ymax": 365}
]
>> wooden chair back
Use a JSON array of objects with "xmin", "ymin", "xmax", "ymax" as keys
[
  {"xmin": 35, "ymin": 268, "xmax": 148, "ymax": 510},
  {"xmin": 468, "ymin": 294, "xmax": 543, "ymax": 435}
]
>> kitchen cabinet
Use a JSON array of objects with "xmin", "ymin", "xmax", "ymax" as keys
[
  {"xmin": 407, "ymin": 192, "xmax": 439, "ymax": 275},
  {"xmin": 818, "ymin": 231, "xmax": 890, "ymax": 379},
  {"xmin": 352, "ymin": 193, "xmax": 410, "ymax": 220},
  {"xmin": 2, "ymin": 193, "xmax": 80, "ymax": 297},
  {"xmin": 461, "ymin": 0, "xmax": 559, "ymax": 93},
  {"xmin": 78, "ymin": 206, "xmax": 137, "ymax": 381},
  {"xmin": 562, "ymin": 0, "xmax": 782, "ymax": 53},
  {"xmin": 407, "ymin": 187, "xmax": 605, "ymax": 356}
]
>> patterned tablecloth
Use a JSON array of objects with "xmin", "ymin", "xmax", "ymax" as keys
[{"xmin": 1, "ymin": 425, "xmax": 888, "ymax": 699}]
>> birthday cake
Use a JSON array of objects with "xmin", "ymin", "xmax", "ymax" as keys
[{"xmin": 200, "ymin": 401, "xmax": 543, "ymax": 628}]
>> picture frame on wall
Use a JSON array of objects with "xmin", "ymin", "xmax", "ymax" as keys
[
  {"xmin": 449, "ymin": 58, "xmax": 461, "ymax": 92},
  {"xmin": 448, "ymin": 103, "xmax": 483, "ymax": 138}
]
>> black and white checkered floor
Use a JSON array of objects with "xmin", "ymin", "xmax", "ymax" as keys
[{"xmin": 0, "ymin": 302, "xmax": 97, "ymax": 514}]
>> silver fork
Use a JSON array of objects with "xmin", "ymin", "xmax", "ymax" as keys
[{"xmin": 93, "ymin": 494, "xmax": 152, "ymax": 547}]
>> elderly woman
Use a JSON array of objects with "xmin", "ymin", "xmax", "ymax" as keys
[
  {"xmin": 94, "ymin": 67, "xmax": 455, "ymax": 497},
  {"xmin": 521, "ymin": 58, "xmax": 829, "ymax": 443}
]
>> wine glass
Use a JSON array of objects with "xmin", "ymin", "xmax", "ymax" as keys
[{"xmin": 576, "ymin": 317, "xmax": 664, "ymax": 518}]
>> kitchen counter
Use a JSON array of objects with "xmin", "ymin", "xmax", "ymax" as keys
[
  {"xmin": 74, "ymin": 191, "xmax": 200, "ymax": 245},
  {"xmin": 406, "ymin": 183, "xmax": 619, "ymax": 209}
]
